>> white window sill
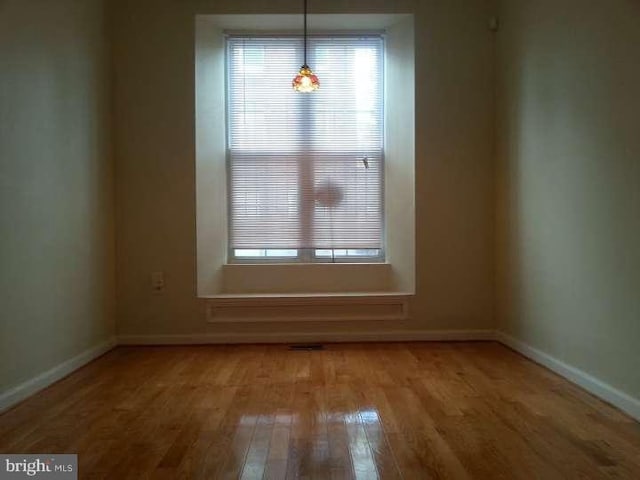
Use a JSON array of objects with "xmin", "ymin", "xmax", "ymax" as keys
[
  {"xmin": 225, "ymin": 262, "xmax": 388, "ymax": 266},
  {"xmin": 205, "ymin": 291, "xmax": 411, "ymax": 299}
]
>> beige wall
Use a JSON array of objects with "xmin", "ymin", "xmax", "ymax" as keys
[
  {"xmin": 0, "ymin": 0, "xmax": 115, "ymax": 391},
  {"xmin": 496, "ymin": 0, "xmax": 640, "ymax": 398},
  {"xmin": 113, "ymin": 0, "xmax": 496, "ymax": 336}
]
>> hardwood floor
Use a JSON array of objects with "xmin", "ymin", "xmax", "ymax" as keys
[{"xmin": 1, "ymin": 342, "xmax": 639, "ymax": 479}]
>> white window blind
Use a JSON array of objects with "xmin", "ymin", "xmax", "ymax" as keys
[{"xmin": 226, "ymin": 35, "xmax": 384, "ymax": 261}]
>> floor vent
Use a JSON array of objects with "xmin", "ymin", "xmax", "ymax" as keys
[{"xmin": 289, "ymin": 344, "xmax": 325, "ymax": 351}]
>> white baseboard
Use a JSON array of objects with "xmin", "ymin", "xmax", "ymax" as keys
[
  {"xmin": 0, "ymin": 337, "xmax": 117, "ymax": 414},
  {"xmin": 496, "ymin": 331, "xmax": 640, "ymax": 421},
  {"xmin": 117, "ymin": 329, "xmax": 496, "ymax": 345}
]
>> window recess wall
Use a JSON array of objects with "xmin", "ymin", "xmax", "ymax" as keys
[{"xmin": 195, "ymin": 14, "xmax": 415, "ymax": 295}]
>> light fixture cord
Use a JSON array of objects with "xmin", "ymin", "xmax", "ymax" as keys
[{"xmin": 303, "ymin": 0, "xmax": 308, "ymax": 65}]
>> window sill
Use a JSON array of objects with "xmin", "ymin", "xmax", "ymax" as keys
[
  {"xmin": 224, "ymin": 262, "xmax": 388, "ymax": 266},
  {"xmin": 205, "ymin": 291, "xmax": 412, "ymax": 299}
]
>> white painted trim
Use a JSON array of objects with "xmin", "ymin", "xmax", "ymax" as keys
[
  {"xmin": 496, "ymin": 331, "xmax": 640, "ymax": 421},
  {"xmin": 0, "ymin": 337, "xmax": 117, "ymax": 414},
  {"xmin": 118, "ymin": 329, "xmax": 496, "ymax": 345},
  {"xmin": 206, "ymin": 291, "xmax": 413, "ymax": 298}
]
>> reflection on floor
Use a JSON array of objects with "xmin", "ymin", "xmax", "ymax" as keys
[{"xmin": 1, "ymin": 342, "xmax": 639, "ymax": 479}]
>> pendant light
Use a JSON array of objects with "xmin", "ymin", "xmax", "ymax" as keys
[{"xmin": 292, "ymin": 0, "xmax": 319, "ymax": 92}]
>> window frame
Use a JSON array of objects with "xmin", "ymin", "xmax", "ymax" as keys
[
  {"xmin": 229, "ymin": 247, "xmax": 386, "ymax": 264},
  {"xmin": 225, "ymin": 33, "xmax": 386, "ymax": 265}
]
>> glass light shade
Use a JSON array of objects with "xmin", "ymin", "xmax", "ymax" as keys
[{"xmin": 292, "ymin": 65, "xmax": 319, "ymax": 92}]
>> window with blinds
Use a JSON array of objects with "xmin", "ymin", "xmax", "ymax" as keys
[{"xmin": 226, "ymin": 35, "xmax": 384, "ymax": 262}]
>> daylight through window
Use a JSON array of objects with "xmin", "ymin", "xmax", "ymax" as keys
[{"xmin": 227, "ymin": 35, "xmax": 384, "ymax": 262}]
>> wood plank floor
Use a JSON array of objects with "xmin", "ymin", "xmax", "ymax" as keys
[{"xmin": 1, "ymin": 342, "xmax": 639, "ymax": 479}]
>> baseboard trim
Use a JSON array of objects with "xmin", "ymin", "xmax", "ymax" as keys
[
  {"xmin": 496, "ymin": 331, "xmax": 640, "ymax": 421},
  {"xmin": 117, "ymin": 329, "xmax": 496, "ymax": 345},
  {"xmin": 0, "ymin": 337, "xmax": 117, "ymax": 414}
]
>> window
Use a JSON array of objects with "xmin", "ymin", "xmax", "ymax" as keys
[{"xmin": 226, "ymin": 35, "xmax": 384, "ymax": 263}]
